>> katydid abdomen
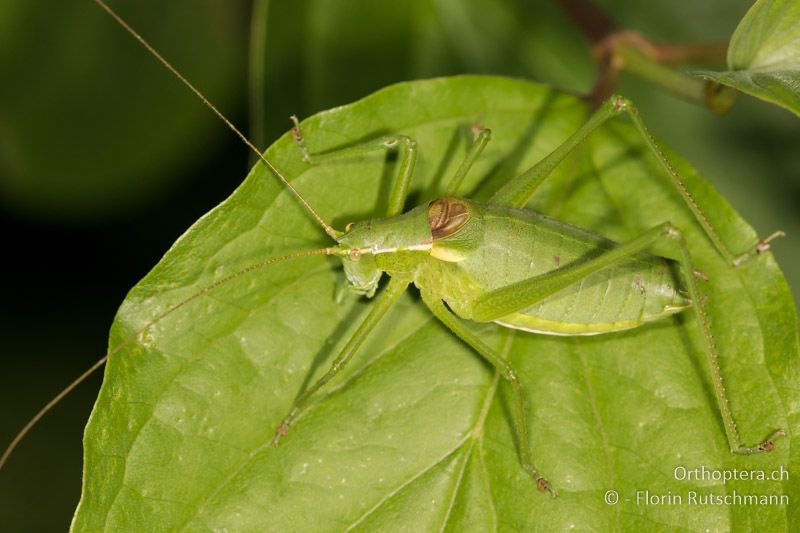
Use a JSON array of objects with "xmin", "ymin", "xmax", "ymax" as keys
[{"xmin": 461, "ymin": 203, "xmax": 689, "ymax": 334}]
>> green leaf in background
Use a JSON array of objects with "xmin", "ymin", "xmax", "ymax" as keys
[
  {"xmin": 73, "ymin": 77, "xmax": 798, "ymax": 531},
  {"xmin": 0, "ymin": 0, "xmax": 247, "ymax": 220},
  {"xmin": 248, "ymin": 0, "xmax": 593, "ymax": 147},
  {"xmin": 696, "ymin": 0, "xmax": 800, "ymax": 117}
]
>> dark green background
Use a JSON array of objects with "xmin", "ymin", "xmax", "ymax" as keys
[{"xmin": 0, "ymin": 0, "xmax": 796, "ymax": 530}]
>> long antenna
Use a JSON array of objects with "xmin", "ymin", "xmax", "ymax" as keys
[
  {"xmin": 93, "ymin": 0, "xmax": 342, "ymax": 240},
  {"xmin": 0, "ymin": 247, "xmax": 336, "ymax": 472}
]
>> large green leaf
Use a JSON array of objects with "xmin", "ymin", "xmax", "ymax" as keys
[
  {"xmin": 696, "ymin": 0, "xmax": 800, "ymax": 117},
  {"xmin": 73, "ymin": 77, "xmax": 798, "ymax": 531}
]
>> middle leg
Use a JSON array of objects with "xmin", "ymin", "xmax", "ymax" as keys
[{"xmin": 421, "ymin": 290, "xmax": 556, "ymax": 496}]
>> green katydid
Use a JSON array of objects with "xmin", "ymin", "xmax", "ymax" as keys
[
  {"xmin": 265, "ymin": 93, "xmax": 786, "ymax": 496},
  {"xmin": 2, "ymin": 0, "xmax": 794, "ymax": 526}
]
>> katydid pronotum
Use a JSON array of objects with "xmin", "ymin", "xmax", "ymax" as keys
[{"xmin": 1, "ymin": 0, "xmax": 788, "ymax": 508}]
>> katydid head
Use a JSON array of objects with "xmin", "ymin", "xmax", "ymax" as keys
[
  {"xmin": 334, "ymin": 203, "xmax": 431, "ymax": 297},
  {"xmin": 332, "ymin": 197, "xmax": 483, "ymax": 296}
]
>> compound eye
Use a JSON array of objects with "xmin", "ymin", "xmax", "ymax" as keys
[
  {"xmin": 349, "ymin": 249, "xmax": 362, "ymax": 261},
  {"xmin": 428, "ymin": 197, "xmax": 470, "ymax": 239},
  {"xmin": 345, "ymin": 222, "xmax": 354, "ymax": 232}
]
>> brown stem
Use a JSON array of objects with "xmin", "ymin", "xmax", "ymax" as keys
[
  {"xmin": 556, "ymin": 0, "xmax": 618, "ymax": 45},
  {"xmin": 555, "ymin": 0, "xmax": 732, "ymax": 112},
  {"xmin": 651, "ymin": 42, "xmax": 728, "ymax": 64},
  {"xmin": 585, "ymin": 52, "xmax": 619, "ymax": 107}
]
